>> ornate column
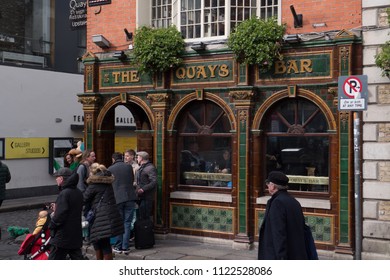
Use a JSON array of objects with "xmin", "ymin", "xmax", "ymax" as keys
[
  {"xmin": 77, "ymin": 95, "xmax": 101, "ymax": 151},
  {"xmin": 147, "ymin": 92, "xmax": 170, "ymax": 234},
  {"xmin": 229, "ymin": 89, "xmax": 254, "ymax": 246}
]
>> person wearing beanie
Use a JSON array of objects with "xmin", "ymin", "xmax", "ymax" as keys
[
  {"xmin": 49, "ymin": 168, "xmax": 84, "ymax": 260},
  {"xmin": 258, "ymin": 171, "xmax": 308, "ymax": 260}
]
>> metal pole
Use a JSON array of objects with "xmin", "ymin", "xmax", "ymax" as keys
[{"xmin": 353, "ymin": 112, "xmax": 362, "ymax": 260}]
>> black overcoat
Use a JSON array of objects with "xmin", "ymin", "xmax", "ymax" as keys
[
  {"xmin": 258, "ymin": 190, "xmax": 308, "ymax": 260},
  {"xmin": 83, "ymin": 174, "xmax": 124, "ymax": 243}
]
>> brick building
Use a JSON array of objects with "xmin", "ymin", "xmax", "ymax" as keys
[{"xmin": 79, "ymin": 0, "xmax": 390, "ymax": 259}]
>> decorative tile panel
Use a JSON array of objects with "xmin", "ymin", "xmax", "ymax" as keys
[
  {"xmin": 170, "ymin": 203, "xmax": 234, "ymax": 233},
  {"xmin": 256, "ymin": 210, "xmax": 333, "ymax": 244}
]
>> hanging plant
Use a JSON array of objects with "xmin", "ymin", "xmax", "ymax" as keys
[
  {"xmin": 375, "ymin": 8, "xmax": 390, "ymax": 77},
  {"xmin": 133, "ymin": 26, "xmax": 185, "ymax": 75},
  {"xmin": 227, "ymin": 17, "xmax": 286, "ymax": 72}
]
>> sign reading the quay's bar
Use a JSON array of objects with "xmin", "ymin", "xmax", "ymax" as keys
[
  {"xmin": 88, "ymin": 0, "xmax": 111, "ymax": 6},
  {"xmin": 100, "ymin": 66, "xmax": 153, "ymax": 89},
  {"xmin": 172, "ymin": 59, "xmax": 235, "ymax": 85},
  {"xmin": 258, "ymin": 50, "xmax": 333, "ymax": 80},
  {"xmin": 69, "ymin": 0, "xmax": 87, "ymax": 30}
]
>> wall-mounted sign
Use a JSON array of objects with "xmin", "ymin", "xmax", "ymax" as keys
[
  {"xmin": 69, "ymin": 0, "xmax": 87, "ymax": 30},
  {"xmin": 338, "ymin": 75, "xmax": 368, "ymax": 111},
  {"xmin": 5, "ymin": 138, "xmax": 49, "ymax": 159},
  {"xmin": 88, "ymin": 0, "xmax": 111, "ymax": 7}
]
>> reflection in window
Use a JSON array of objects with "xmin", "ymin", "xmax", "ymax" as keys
[
  {"xmin": 177, "ymin": 101, "xmax": 232, "ymax": 188},
  {"xmin": 263, "ymin": 98, "xmax": 330, "ymax": 193}
]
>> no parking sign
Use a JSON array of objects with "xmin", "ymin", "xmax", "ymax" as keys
[{"xmin": 338, "ymin": 75, "xmax": 368, "ymax": 111}]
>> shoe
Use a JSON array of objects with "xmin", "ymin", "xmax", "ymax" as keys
[
  {"xmin": 112, "ymin": 247, "xmax": 122, "ymax": 254},
  {"xmin": 122, "ymin": 248, "xmax": 130, "ymax": 254}
]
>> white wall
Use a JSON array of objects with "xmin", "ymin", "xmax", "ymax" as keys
[{"xmin": 0, "ymin": 65, "xmax": 84, "ymax": 190}]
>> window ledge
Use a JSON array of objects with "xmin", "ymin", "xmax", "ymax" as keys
[
  {"xmin": 256, "ymin": 196, "xmax": 331, "ymax": 210},
  {"xmin": 170, "ymin": 191, "xmax": 232, "ymax": 203}
]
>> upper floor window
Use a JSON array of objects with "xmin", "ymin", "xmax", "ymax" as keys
[{"xmin": 150, "ymin": 0, "xmax": 280, "ymax": 40}]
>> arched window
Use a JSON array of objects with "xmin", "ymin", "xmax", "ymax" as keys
[
  {"xmin": 176, "ymin": 100, "xmax": 232, "ymax": 188},
  {"xmin": 261, "ymin": 98, "xmax": 330, "ymax": 193}
]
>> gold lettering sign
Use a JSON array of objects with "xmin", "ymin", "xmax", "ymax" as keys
[
  {"xmin": 175, "ymin": 64, "xmax": 230, "ymax": 80},
  {"xmin": 274, "ymin": 59, "xmax": 313, "ymax": 75},
  {"xmin": 287, "ymin": 175, "xmax": 329, "ymax": 185}
]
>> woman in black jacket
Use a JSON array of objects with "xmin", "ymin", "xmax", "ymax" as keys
[{"xmin": 84, "ymin": 163, "xmax": 124, "ymax": 260}]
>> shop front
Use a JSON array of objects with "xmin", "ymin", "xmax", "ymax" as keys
[{"xmin": 78, "ymin": 30, "xmax": 362, "ymax": 255}]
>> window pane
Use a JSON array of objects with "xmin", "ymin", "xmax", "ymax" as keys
[
  {"xmin": 263, "ymin": 98, "xmax": 330, "ymax": 193},
  {"xmin": 178, "ymin": 101, "xmax": 232, "ymax": 188}
]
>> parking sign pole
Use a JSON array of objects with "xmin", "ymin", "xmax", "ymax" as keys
[{"xmin": 353, "ymin": 112, "xmax": 362, "ymax": 260}]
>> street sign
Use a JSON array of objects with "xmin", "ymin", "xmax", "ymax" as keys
[{"xmin": 338, "ymin": 75, "xmax": 368, "ymax": 111}]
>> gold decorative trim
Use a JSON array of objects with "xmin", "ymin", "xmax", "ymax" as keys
[
  {"xmin": 78, "ymin": 96, "xmax": 100, "ymax": 105},
  {"xmin": 147, "ymin": 93, "xmax": 169, "ymax": 103},
  {"xmin": 335, "ymin": 29, "xmax": 356, "ymax": 39},
  {"xmin": 229, "ymin": 90, "xmax": 254, "ymax": 104}
]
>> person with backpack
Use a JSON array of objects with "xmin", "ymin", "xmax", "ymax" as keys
[{"xmin": 76, "ymin": 150, "xmax": 96, "ymax": 193}]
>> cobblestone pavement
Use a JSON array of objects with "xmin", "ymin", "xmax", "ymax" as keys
[{"xmin": 0, "ymin": 209, "xmax": 38, "ymax": 260}]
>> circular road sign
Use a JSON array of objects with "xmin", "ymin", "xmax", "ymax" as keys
[{"xmin": 343, "ymin": 76, "xmax": 362, "ymax": 98}]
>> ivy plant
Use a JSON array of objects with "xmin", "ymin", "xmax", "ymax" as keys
[
  {"xmin": 227, "ymin": 17, "xmax": 286, "ymax": 72},
  {"xmin": 133, "ymin": 26, "xmax": 185, "ymax": 75}
]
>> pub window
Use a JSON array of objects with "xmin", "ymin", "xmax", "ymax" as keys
[
  {"xmin": 177, "ymin": 100, "xmax": 232, "ymax": 188},
  {"xmin": 262, "ymin": 98, "xmax": 330, "ymax": 193},
  {"xmin": 148, "ymin": 1, "xmax": 280, "ymax": 40}
]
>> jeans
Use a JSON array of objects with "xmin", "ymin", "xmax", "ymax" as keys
[{"xmin": 115, "ymin": 201, "xmax": 136, "ymax": 250}]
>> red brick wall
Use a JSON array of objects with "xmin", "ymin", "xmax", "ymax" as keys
[
  {"xmin": 282, "ymin": 0, "xmax": 362, "ymax": 34},
  {"xmin": 86, "ymin": 0, "xmax": 362, "ymax": 52},
  {"xmin": 87, "ymin": 0, "xmax": 137, "ymax": 53}
]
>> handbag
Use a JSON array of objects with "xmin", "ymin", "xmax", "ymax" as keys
[{"xmin": 85, "ymin": 189, "xmax": 106, "ymax": 225}]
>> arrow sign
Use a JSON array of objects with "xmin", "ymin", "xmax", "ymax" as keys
[{"xmin": 343, "ymin": 76, "xmax": 362, "ymax": 98}]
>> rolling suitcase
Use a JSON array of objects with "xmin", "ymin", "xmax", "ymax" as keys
[{"xmin": 134, "ymin": 218, "xmax": 155, "ymax": 249}]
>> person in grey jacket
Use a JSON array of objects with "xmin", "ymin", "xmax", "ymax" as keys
[
  {"xmin": 135, "ymin": 151, "xmax": 157, "ymax": 220},
  {"xmin": 108, "ymin": 152, "xmax": 136, "ymax": 254},
  {"xmin": 0, "ymin": 160, "xmax": 11, "ymax": 207},
  {"xmin": 84, "ymin": 163, "xmax": 124, "ymax": 260}
]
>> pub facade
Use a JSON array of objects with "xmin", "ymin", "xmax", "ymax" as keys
[{"xmin": 79, "ymin": 0, "xmax": 366, "ymax": 259}]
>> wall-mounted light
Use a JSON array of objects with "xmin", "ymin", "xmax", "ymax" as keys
[
  {"xmin": 290, "ymin": 5, "xmax": 303, "ymax": 28},
  {"xmin": 124, "ymin": 28, "xmax": 133, "ymax": 41},
  {"xmin": 191, "ymin": 42, "xmax": 205, "ymax": 51},
  {"xmin": 113, "ymin": 51, "xmax": 127, "ymax": 60},
  {"xmin": 284, "ymin": 34, "xmax": 301, "ymax": 44},
  {"xmin": 55, "ymin": 118, "xmax": 62, "ymax": 123},
  {"xmin": 92, "ymin": 34, "xmax": 110, "ymax": 48}
]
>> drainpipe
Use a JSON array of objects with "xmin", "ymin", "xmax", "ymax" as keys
[{"xmin": 353, "ymin": 112, "xmax": 362, "ymax": 260}]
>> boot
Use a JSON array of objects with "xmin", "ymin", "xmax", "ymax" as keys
[
  {"xmin": 95, "ymin": 250, "xmax": 103, "ymax": 260},
  {"xmin": 103, "ymin": 253, "xmax": 113, "ymax": 260}
]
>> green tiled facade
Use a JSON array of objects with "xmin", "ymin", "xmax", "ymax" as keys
[
  {"xmin": 171, "ymin": 203, "xmax": 234, "ymax": 233},
  {"xmin": 256, "ymin": 210, "xmax": 333, "ymax": 243}
]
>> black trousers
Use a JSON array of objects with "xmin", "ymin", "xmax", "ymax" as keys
[{"xmin": 48, "ymin": 246, "xmax": 84, "ymax": 260}]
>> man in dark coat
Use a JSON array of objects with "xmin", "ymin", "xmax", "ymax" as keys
[
  {"xmin": 49, "ymin": 168, "xmax": 84, "ymax": 260},
  {"xmin": 135, "ymin": 151, "xmax": 157, "ymax": 220},
  {"xmin": 258, "ymin": 171, "xmax": 308, "ymax": 260},
  {"xmin": 108, "ymin": 152, "xmax": 135, "ymax": 254},
  {"xmin": 0, "ymin": 160, "xmax": 11, "ymax": 207}
]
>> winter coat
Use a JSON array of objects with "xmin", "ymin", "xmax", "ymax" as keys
[
  {"xmin": 108, "ymin": 159, "xmax": 136, "ymax": 204},
  {"xmin": 0, "ymin": 161, "xmax": 11, "ymax": 201},
  {"xmin": 49, "ymin": 172, "xmax": 83, "ymax": 250},
  {"xmin": 258, "ymin": 190, "xmax": 308, "ymax": 260},
  {"xmin": 84, "ymin": 174, "xmax": 124, "ymax": 243},
  {"xmin": 136, "ymin": 161, "xmax": 157, "ymax": 201}
]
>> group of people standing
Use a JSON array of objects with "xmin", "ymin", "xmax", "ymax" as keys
[{"xmin": 48, "ymin": 148, "xmax": 157, "ymax": 260}]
